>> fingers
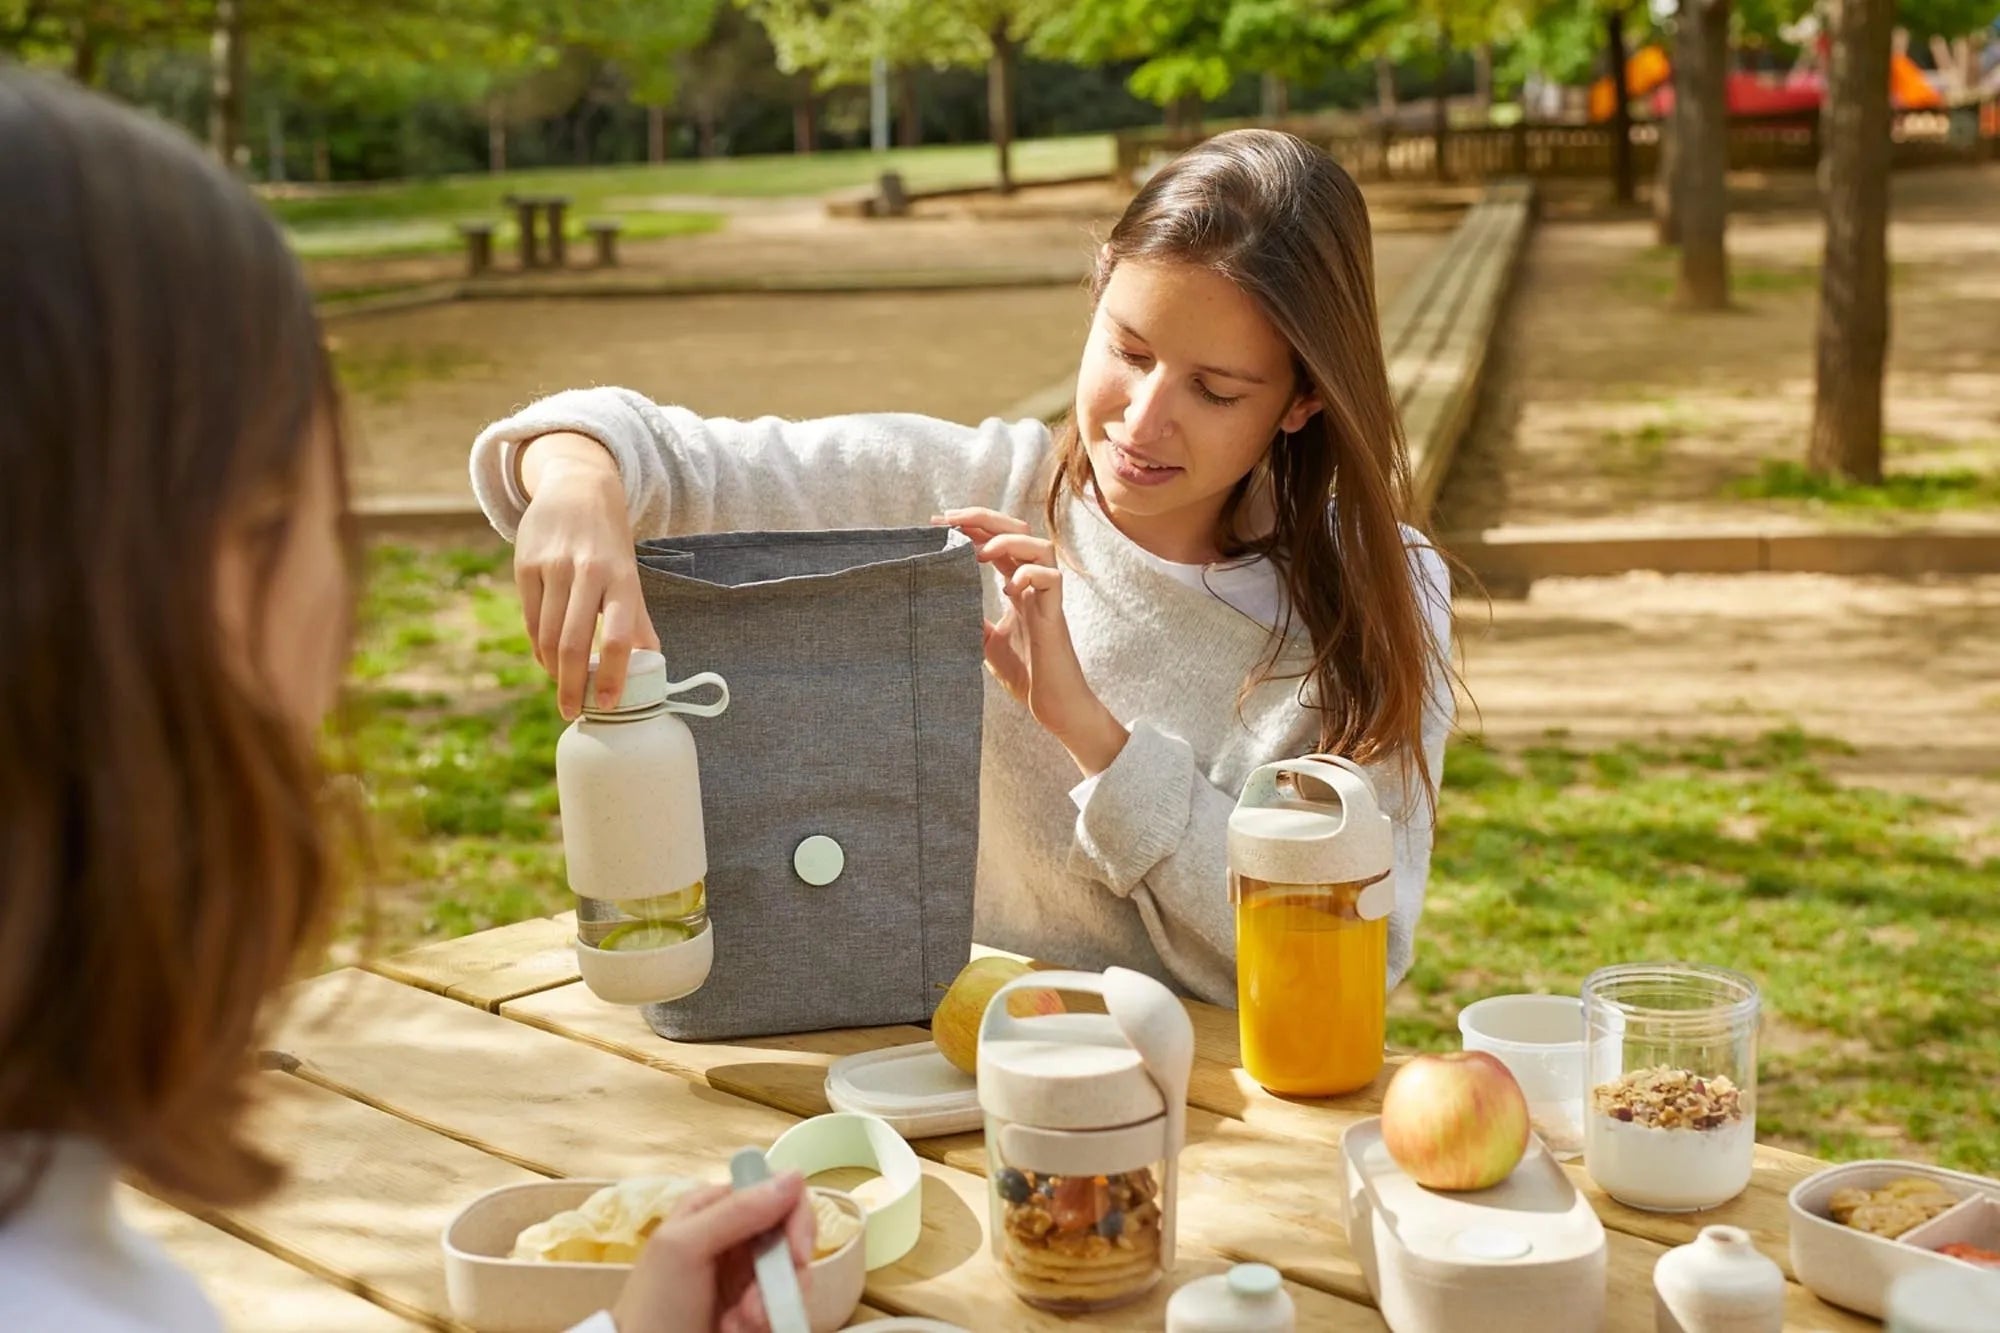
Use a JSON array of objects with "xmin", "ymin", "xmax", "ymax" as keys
[
  {"xmin": 932, "ymin": 506, "xmax": 1028, "ymax": 537},
  {"xmin": 671, "ymin": 1171, "xmax": 806, "ymax": 1261},
  {"xmin": 591, "ymin": 567, "xmax": 655, "ymax": 711},
  {"xmin": 554, "ymin": 561, "xmax": 608, "ymax": 721},
  {"xmin": 783, "ymin": 1189, "xmax": 815, "ymax": 1269},
  {"xmin": 971, "ymin": 531, "xmax": 1059, "ymax": 582},
  {"xmin": 535, "ymin": 561, "xmax": 574, "ymax": 680},
  {"xmin": 514, "ymin": 558, "xmax": 545, "ymax": 667}
]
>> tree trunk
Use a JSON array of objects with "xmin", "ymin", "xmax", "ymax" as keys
[
  {"xmin": 487, "ymin": 99, "xmax": 507, "ymax": 173},
  {"xmin": 793, "ymin": 83, "xmax": 816, "ymax": 154},
  {"xmin": 1432, "ymin": 27, "xmax": 1451, "ymax": 182},
  {"xmin": 572, "ymin": 108, "xmax": 590, "ymax": 165},
  {"xmin": 264, "ymin": 101, "xmax": 285, "ymax": 183},
  {"xmin": 1654, "ymin": 88, "xmax": 1681, "ymax": 244},
  {"xmin": 1808, "ymin": 0, "xmax": 1894, "ymax": 484},
  {"xmin": 988, "ymin": 23, "xmax": 1016, "ymax": 195},
  {"xmin": 1672, "ymin": 0, "xmax": 1731, "ymax": 308},
  {"xmin": 1608, "ymin": 7, "xmax": 1636, "ymax": 205},
  {"xmin": 70, "ymin": 20, "xmax": 99, "ymax": 85},
  {"xmin": 207, "ymin": 0, "xmax": 245, "ymax": 173},
  {"xmin": 1261, "ymin": 71, "xmax": 1289, "ymax": 120},
  {"xmin": 897, "ymin": 67, "xmax": 921, "ymax": 146},
  {"xmin": 1473, "ymin": 44, "xmax": 1493, "ymax": 110},
  {"xmin": 648, "ymin": 104, "xmax": 667, "ymax": 163},
  {"xmin": 1376, "ymin": 55, "xmax": 1398, "ymax": 113},
  {"xmin": 312, "ymin": 111, "xmax": 331, "ymax": 183},
  {"xmin": 696, "ymin": 106, "xmax": 718, "ymax": 159}
]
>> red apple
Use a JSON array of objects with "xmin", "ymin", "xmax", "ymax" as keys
[
  {"xmin": 1380, "ymin": 1051, "xmax": 1530, "ymax": 1191},
  {"xmin": 932, "ymin": 957, "xmax": 1063, "ymax": 1075}
]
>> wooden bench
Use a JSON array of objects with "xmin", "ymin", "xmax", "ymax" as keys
[
  {"xmin": 453, "ymin": 221, "xmax": 496, "ymax": 278},
  {"xmin": 585, "ymin": 218, "xmax": 622, "ymax": 268},
  {"xmin": 1378, "ymin": 177, "xmax": 1536, "ymax": 518},
  {"xmin": 823, "ymin": 171, "xmax": 913, "ymax": 220}
]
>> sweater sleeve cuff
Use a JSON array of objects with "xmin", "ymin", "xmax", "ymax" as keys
[
  {"xmin": 1068, "ymin": 720, "xmax": 1194, "ymax": 896},
  {"xmin": 468, "ymin": 388, "xmax": 651, "ymax": 541}
]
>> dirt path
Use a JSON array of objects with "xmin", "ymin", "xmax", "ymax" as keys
[
  {"xmin": 334, "ymin": 225, "xmax": 1445, "ymax": 500},
  {"xmin": 1440, "ymin": 165, "xmax": 2000, "ymax": 536},
  {"xmin": 1453, "ymin": 571, "xmax": 2000, "ymax": 844}
]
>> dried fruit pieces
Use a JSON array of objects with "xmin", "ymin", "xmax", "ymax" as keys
[{"xmin": 1589, "ymin": 1066, "xmax": 1744, "ymax": 1130}]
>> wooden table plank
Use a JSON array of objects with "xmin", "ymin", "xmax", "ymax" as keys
[
  {"xmin": 122, "ymin": 1186, "xmax": 421, "ymax": 1331},
  {"xmin": 276, "ymin": 970, "xmax": 1377, "ymax": 1331},
  {"xmin": 368, "ymin": 912, "xmax": 580, "ymax": 1011},
  {"xmin": 152, "ymin": 1074, "xmax": 554, "ymax": 1330}
]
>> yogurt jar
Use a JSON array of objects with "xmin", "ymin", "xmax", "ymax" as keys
[{"xmin": 1582, "ymin": 964, "xmax": 1760, "ymax": 1213}]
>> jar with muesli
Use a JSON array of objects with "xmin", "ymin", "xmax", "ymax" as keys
[
  {"xmin": 1582, "ymin": 963, "xmax": 1760, "ymax": 1212},
  {"xmin": 976, "ymin": 967, "xmax": 1192, "ymax": 1312}
]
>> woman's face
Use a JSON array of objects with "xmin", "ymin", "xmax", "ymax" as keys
[
  {"xmin": 1073, "ymin": 258, "xmax": 1321, "ymax": 562},
  {"xmin": 213, "ymin": 426, "xmax": 350, "ymax": 736}
]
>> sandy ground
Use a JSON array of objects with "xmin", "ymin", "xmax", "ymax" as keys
[
  {"xmin": 334, "ymin": 222, "xmax": 1445, "ymax": 501},
  {"xmin": 1453, "ymin": 571, "xmax": 2000, "ymax": 842},
  {"xmin": 1439, "ymin": 165, "xmax": 2000, "ymax": 536}
]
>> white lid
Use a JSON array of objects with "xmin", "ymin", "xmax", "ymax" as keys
[
  {"xmin": 1887, "ymin": 1267, "xmax": 2000, "ymax": 1333},
  {"xmin": 824, "ymin": 1042, "xmax": 983, "ymax": 1139},
  {"xmin": 580, "ymin": 652, "xmax": 729, "ymax": 720},
  {"xmin": 1166, "ymin": 1262, "xmax": 1297, "ymax": 1332},
  {"xmin": 583, "ymin": 649, "xmax": 668, "ymax": 715},
  {"xmin": 976, "ymin": 969, "xmax": 1191, "ymax": 1133},
  {"xmin": 1228, "ymin": 756, "xmax": 1393, "ymax": 911}
]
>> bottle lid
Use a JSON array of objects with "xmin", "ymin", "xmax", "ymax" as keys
[
  {"xmin": 1228, "ymin": 1262, "xmax": 1283, "ymax": 1296},
  {"xmin": 1228, "ymin": 756, "xmax": 1393, "ymax": 914},
  {"xmin": 581, "ymin": 648, "xmax": 668, "ymax": 716},
  {"xmin": 976, "ymin": 968, "xmax": 1192, "ymax": 1134}
]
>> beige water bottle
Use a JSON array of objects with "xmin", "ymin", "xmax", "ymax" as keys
[{"xmin": 556, "ymin": 648, "xmax": 728, "ymax": 1006}]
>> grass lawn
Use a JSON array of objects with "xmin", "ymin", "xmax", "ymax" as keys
[
  {"xmin": 1727, "ymin": 458, "xmax": 2000, "ymax": 511},
  {"xmin": 344, "ymin": 546, "xmax": 1998, "ymax": 1172},
  {"xmin": 270, "ymin": 135, "xmax": 1111, "ymax": 261}
]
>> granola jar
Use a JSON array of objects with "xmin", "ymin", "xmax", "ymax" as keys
[
  {"xmin": 977, "ymin": 968, "xmax": 1192, "ymax": 1313},
  {"xmin": 1583, "ymin": 963, "xmax": 1760, "ymax": 1212}
]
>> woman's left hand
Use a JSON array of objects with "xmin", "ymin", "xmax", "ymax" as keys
[{"xmin": 934, "ymin": 508, "xmax": 1128, "ymax": 776}]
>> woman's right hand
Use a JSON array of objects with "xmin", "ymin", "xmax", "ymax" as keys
[{"xmin": 514, "ymin": 432, "xmax": 659, "ymax": 720}]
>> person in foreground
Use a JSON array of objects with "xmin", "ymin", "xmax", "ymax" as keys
[
  {"xmin": 0, "ymin": 68, "xmax": 808, "ymax": 1333},
  {"xmin": 473, "ymin": 129, "xmax": 1456, "ymax": 1004}
]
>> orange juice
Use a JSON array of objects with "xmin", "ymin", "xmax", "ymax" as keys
[{"xmin": 1234, "ymin": 876, "xmax": 1386, "ymax": 1096}]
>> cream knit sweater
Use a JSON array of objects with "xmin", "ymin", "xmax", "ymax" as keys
[{"xmin": 471, "ymin": 391, "xmax": 1453, "ymax": 1003}]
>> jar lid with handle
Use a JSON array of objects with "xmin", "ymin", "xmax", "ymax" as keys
[
  {"xmin": 1227, "ymin": 753, "xmax": 1394, "ymax": 914},
  {"xmin": 976, "ymin": 967, "xmax": 1194, "ymax": 1276}
]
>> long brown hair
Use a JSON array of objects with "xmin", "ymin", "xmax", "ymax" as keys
[
  {"xmin": 0, "ymin": 70, "xmax": 352, "ymax": 1214},
  {"xmin": 1047, "ymin": 129, "xmax": 1445, "ymax": 801}
]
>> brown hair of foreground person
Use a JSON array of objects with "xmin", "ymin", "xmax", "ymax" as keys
[{"xmin": 0, "ymin": 67, "xmax": 357, "ymax": 1217}]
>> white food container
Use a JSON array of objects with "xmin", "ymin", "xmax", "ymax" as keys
[
  {"xmin": 1458, "ymin": 994, "xmax": 1587, "ymax": 1159},
  {"xmin": 441, "ymin": 1179, "xmax": 865, "ymax": 1333},
  {"xmin": 1341, "ymin": 1116, "xmax": 1607, "ymax": 1333},
  {"xmin": 1789, "ymin": 1159, "xmax": 2000, "ymax": 1320}
]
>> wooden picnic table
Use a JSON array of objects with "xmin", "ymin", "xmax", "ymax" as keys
[{"xmin": 127, "ymin": 915, "xmax": 1879, "ymax": 1331}]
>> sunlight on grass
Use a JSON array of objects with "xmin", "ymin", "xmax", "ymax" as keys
[{"xmin": 1727, "ymin": 459, "xmax": 2000, "ymax": 511}]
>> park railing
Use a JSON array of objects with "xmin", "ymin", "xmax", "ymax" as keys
[{"xmin": 1112, "ymin": 97, "xmax": 2000, "ymax": 189}]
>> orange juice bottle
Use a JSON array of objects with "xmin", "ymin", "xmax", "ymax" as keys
[{"xmin": 1227, "ymin": 756, "xmax": 1395, "ymax": 1097}]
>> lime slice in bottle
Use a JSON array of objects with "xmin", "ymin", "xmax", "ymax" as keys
[{"xmin": 595, "ymin": 919, "xmax": 694, "ymax": 952}]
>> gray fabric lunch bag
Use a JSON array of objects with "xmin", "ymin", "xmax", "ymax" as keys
[{"xmin": 634, "ymin": 527, "xmax": 985, "ymax": 1041}]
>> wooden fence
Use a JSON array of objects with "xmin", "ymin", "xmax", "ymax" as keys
[{"xmin": 1113, "ymin": 100, "xmax": 2000, "ymax": 189}]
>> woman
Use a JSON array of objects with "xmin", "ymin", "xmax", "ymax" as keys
[
  {"xmin": 0, "ymin": 69, "xmax": 810, "ymax": 1333},
  {"xmin": 474, "ymin": 129, "xmax": 1455, "ymax": 1002}
]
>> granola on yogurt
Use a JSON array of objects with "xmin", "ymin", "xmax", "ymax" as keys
[{"xmin": 1590, "ymin": 1065, "xmax": 1744, "ymax": 1130}]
